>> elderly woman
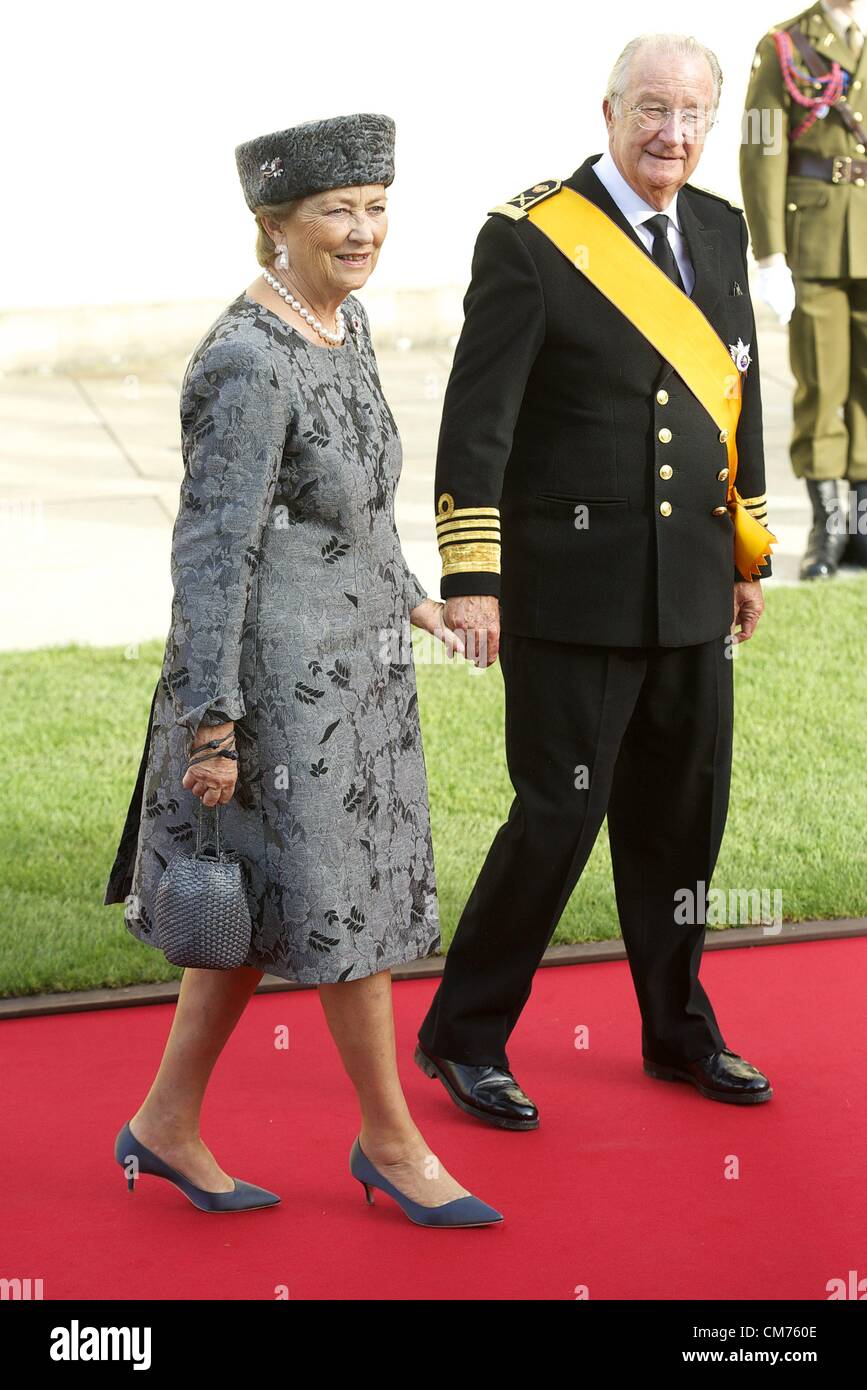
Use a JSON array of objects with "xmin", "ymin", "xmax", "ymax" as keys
[{"xmin": 103, "ymin": 113, "xmax": 501, "ymax": 1229}]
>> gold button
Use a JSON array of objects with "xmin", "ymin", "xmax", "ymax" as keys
[
  {"xmin": 717, "ymin": 467, "xmax": 729, "ymax": 481},
  {"xmin": 787, "ymin": 201, "xmax": 798, "ymax": 211},
  {"xmin": 659, "ymin": 500, "xmax": 672, "ymax": 517},
  {"xmin": 659, "ymin": 464, "xmax": 673, "ymax": 480},
  {"xmin": 857, "ymin": 178, "xmax": 866, "ymax": 188},
  {"xmin": 719, "ymin": 429, "xmax": 729, "ymax": 444},
  {"xmin": 712, "ymin": 506, "xmax": 728, "ymax": 516},
  {"xmin": 857, "ymin": 145, "xmax": 866, "ymax": 155},
  {"xmin": 854, "ymin": 80, "xmax": 862, "ymax": 92},
  {"xmin": 855, "ymin": 112, "xmax": 864, "ymax": 123},
  {"xmin": 656, "ymin": 389, "xmax": 669, "ymax": 405},
  {"xmin": 658, "ymin": 427, "xmax": 672, "ymax": 444}
]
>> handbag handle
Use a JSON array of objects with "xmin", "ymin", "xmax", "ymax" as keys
[{"xmin": 195, "ymin": 802, "xmax": 222, "ymax": 860}]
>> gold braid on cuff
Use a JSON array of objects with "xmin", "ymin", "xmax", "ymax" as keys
[
  {"xmin": 739, "ymin": 491, "xmax": 769, "ymax": 526},
  {"xmin": 436, "ymin": 492, "xmax": 501, "ymax": 576}
]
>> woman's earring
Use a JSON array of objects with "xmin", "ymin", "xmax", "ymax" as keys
[{"xmin": 275, "ymin": 243, "xmax": 289, "ymax": 271}]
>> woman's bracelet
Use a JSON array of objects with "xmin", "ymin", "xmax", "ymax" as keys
[{"xmin": 187, "ymin": 729, "xmax": 238, "ymax": 770}]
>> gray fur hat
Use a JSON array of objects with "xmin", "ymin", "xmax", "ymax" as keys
[{"xmin": 235, "ymin": 113, "xmax": 396, "ymax": 211}]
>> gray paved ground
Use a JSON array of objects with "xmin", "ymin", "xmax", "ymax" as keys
[{"xmin": 0, "ymin": 304, "xmax": 854, "ymax": 653}]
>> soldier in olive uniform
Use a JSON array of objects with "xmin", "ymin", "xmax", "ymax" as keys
[{"xmin": 740, "ymin": 0, "xmax": 867, "ymax": 577}]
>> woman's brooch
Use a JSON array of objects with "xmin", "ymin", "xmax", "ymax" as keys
[{"xmin": 260, "ymin": 156, "xmax": 284, "ymax": 180}]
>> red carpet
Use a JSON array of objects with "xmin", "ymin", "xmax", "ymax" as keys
[{"xmin": 3, "ymin": 939, "xmax": 865, "ymax": 1300}]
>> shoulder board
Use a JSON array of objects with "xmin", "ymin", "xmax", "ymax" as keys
[
  {"xmin": 488, "ymin": 179, "xmax": 562, "ymax": 221},
  {"xmin": 685, "ymin": 182, "xmax": 743, "ymax": 213},
  {"xmin": 749, "ymin": 16, "xmax": 803, "ymax": 61},
  {"xmin": 769, "ymin": 5, "xmax": 815, "ymax": 38}
]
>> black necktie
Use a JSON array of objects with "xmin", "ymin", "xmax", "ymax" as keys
[{"xmin": 644, "ymin": 213, "xmax": 685, "ymax": 291}]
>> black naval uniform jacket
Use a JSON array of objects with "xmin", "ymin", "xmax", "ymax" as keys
[{"xmin": 434, "ymin": 154, "xmax": 772, "ymax": 647}]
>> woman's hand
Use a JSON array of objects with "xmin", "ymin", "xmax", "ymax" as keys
[
  {"xmin": 182, "ymin": 721, "xmax": 238, "ymax": 807},
  {"xmin": 409, "ymin": 597, "xmax": 465, "ymax": 658}
]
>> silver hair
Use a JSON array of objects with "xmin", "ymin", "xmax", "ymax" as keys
[{"xmin": 605, "ymin": 33, "xmax": 723, "ymax": 115}]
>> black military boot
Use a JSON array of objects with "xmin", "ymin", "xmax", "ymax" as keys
[
  {"xmin": 799, "ymin": 479, "xmax": 847, "ymax": 580},
  {"xmin": 839, "ymin": 481, "xmax": 867, "ymax": 567}
]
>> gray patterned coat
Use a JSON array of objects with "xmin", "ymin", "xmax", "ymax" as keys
[{"xmin": 104, "ymin": 291, "xmax": 442, "ymax": 983}]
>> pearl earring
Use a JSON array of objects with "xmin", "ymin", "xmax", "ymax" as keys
[{"xmin": 275, "ymin": 243, "xmax": 289, "ymax": 271}]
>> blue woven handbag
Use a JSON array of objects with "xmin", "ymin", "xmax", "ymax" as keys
[{"xmin": 155, "ymin": 803, "xmax": 252, "ymax": 969}]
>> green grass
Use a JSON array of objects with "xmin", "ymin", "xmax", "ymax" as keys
[{"xmin": 1, "ymin": 575, "xmax": 866, "ymax": 997}]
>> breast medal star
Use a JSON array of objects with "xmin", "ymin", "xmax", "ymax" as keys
[{"xmin": 729, "ymin": 338, "xmax": 752, "ymax": 374}]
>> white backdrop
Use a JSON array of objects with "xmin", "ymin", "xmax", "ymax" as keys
[{"xmin": 2, "ymin": 0, "xmax": 789, "ymax": 309}]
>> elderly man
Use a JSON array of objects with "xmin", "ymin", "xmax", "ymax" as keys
[{"xmin": 416, "ymin": 33, "xmax": 777, "ymax": 1129}]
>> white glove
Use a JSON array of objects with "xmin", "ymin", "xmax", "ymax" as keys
[{"xmin": 756, "ymin": 257, "xmax": 796, "ymax": 325}]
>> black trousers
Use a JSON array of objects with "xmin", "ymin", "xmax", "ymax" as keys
[{"xmin": 418, "ymin": 630, "xmax": 733, "ymax": 1070}]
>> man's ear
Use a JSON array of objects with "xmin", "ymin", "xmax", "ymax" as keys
[{"xmin": 602, "ymin": 98, "xmax": 614, "ymax": 132}]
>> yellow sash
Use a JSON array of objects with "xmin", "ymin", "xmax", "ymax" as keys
[{"xmin": 526, "ymin": 187, "xmax": 776, "ymax": 580}]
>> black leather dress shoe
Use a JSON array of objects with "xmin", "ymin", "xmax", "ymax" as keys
[
  {"xmin": 414, "ymin": 1043, "xmax": 539, "ymax": 1130},
  {"xmin": 643, "ymin": 1048, "xmax": 773, "ymax": 1105}
]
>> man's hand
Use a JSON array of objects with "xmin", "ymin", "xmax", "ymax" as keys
[
  {"xmin": 732, "ymin": 580, "xmax": 764, "ymax": 644},
  {"xmin": 756, "ymin": 254, "xmax": 796, "ymax": 326},
  {"xmin": 182, "ymin": 720, "xmax": 238, "ymax": 806},
  {"xmin": 442, "ymin": 594, "xmax": 501, "ymax": 667}
]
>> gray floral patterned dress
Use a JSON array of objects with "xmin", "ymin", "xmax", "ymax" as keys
[{"xmin": 104, "ymin": 290, "xmax": 442, "ymax": 983}]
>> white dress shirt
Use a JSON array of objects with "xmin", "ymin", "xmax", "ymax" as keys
[
  {"xmin": 590, "ymin": 149, "xmax": 696, "ymax": 296},
  {"xmin": 821, "ymin": 0, "xmax": 866, "ymax": 48}
]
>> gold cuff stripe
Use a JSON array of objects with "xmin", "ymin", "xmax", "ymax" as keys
[
  {"xmin": 436, "ymin": 513, "xmax": 501, "ymax": 528},
  {"xmin": 442, "ymin": 559, "xmax": 502, "ymax": 576},
  {"xmin": 739, "ymin": 493, "xmax": 767, "ymax": 507},
  {"xmin": 744, "ymin": 500, "xmax": 769, "ymax": 520},
  {"xmin": 438, "ymin": 532, "xmax": 501, "ymax": 548},
  {"xmin": 437, "ymin": 519, "xmax": 501, "ymax": 539},
  {"xmin": 441, "ymin": 542, "xmax": 501, "ymax": 575}
]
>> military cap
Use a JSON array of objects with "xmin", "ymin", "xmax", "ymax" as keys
[{"xmin": 235, "ymin": 112, "xmax": 396, "ymax": 210}]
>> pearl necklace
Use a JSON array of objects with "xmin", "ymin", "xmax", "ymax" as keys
[{"xmin": 261, "ymin": 268, "xmax": 346, "ymax": 344}]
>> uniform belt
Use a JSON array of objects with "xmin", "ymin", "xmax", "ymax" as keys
[{"xmin": 789, "ymin": 151, "xmax": 867, "ymax": 185}]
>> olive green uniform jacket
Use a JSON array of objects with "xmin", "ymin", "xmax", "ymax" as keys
[{"xmin": 740, "ymin": 1, "xmax": 867, "ymax": 276}]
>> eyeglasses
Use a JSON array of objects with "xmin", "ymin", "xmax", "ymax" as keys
[{"xmin": 622, "ymin": 102, "xmax": 716, "ymax": 139}]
